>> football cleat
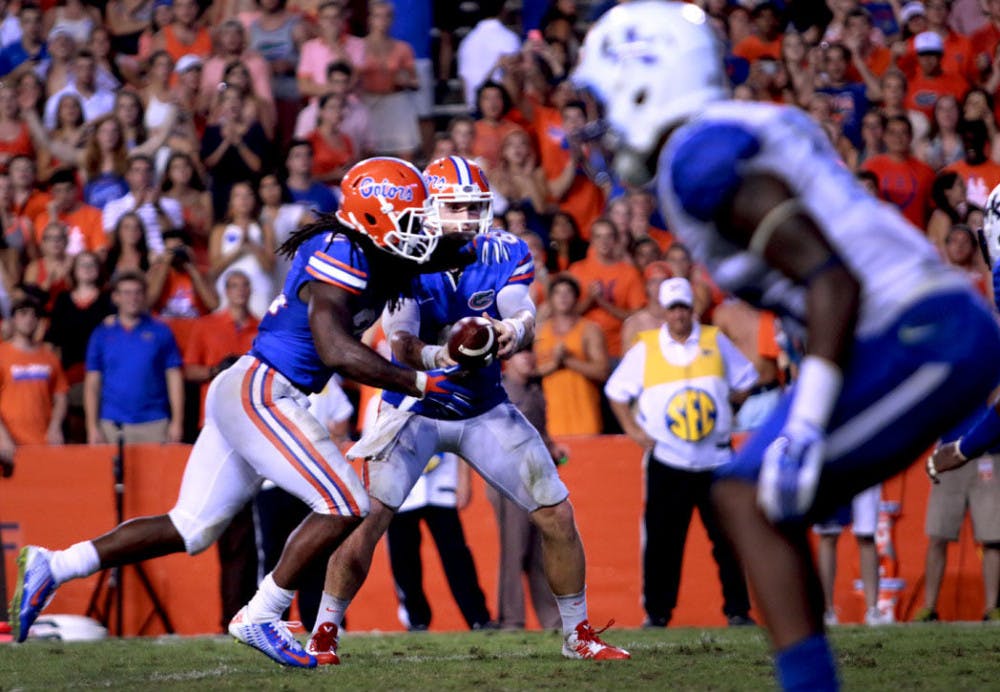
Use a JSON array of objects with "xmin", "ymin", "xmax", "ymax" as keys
[
  {"xmin": 228, "ymin": 607, "xmax": 316, "ymax": 668},
  {"xmin": 306, "ymin": 621, "xmax": 341, "ymax": 665},
  {"xmin": 562, "ymin": 620, "xmax": 631, "ymax": 661},
  {"xmin": 10, "ymin": 546, "xmax": 56, "ymax": 643},
  {"xmin": 864, "ymin": 606, "xmax": 894, "ymax": 626}
]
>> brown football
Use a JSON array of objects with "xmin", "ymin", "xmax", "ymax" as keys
[{"xmin": 447, "ymin": 316, "xmax": 498, "ymax": 369}]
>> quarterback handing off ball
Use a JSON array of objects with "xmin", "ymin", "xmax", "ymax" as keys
[{"xmin": 447, "ymin": 316, "xmax": 498, "ymax": 369}]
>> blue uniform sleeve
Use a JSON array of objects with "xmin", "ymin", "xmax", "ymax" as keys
[
  {"xmin": 669, "ymin": 122, "xmax": 762, "ymax": 222},
  {"xmin": 85, "ymin": 326, "xmax": 105, "ymax": 373},
  {"xmin": 992, "ymin": 263, "xmax": 1000, "ymax": 313},
  {"xmin": 503, "ymin": 237, "xmax": 534, "ymax": 287},
  {"xmin": 303, "ymin": 235, "xmax": 369, "ymax": 295}
]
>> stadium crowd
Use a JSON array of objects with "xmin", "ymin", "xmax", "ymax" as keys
[{"xmin": 2, "ymin": 0, "xmax": 1000, "ymax": 631}]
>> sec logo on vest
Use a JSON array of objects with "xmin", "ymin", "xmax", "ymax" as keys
[{"xmin": 665, "ymin": 388, "xmax": 717, "ymax": 442}]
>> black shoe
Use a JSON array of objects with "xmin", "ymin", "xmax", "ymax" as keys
[
  {"xmin": 727, "ymin": 614, "xmax": 756, "ymax": 627},
  {"xmin": 408, "ymin": 623, "xmax": 429, "ymax": 632},
  {"xmin": 472, "ymin": 620, "xmax": 500, "ymax": 630},
  {"xmin": 642, "ymin": 616, "xmax": 669, "ymax": 628}
]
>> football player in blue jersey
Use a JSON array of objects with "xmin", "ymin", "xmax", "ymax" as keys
[
  {"xmin": 10, "ymin": 157, "xmax": 489, "ymax": 667},
  {"xmin": 302, "ymin": 156, "xmax": 630, "ymax": 664},
  {"xmin": 573, "ymin": 3, "xmax": 1000, "ymax": 690}
]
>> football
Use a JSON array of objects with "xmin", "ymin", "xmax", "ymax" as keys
[{"xmin": 447, "ymin": 316, "xmax": 498, "ymax": 369}]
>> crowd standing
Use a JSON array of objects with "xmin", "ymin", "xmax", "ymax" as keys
[{"xmin": 1, "ymin": 0, "xmax": 999, "ymax": 632}]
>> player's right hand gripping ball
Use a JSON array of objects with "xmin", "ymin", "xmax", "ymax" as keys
[{"xmin": 447, "ymin": 316, "xmax": 498, "ymax": 369}]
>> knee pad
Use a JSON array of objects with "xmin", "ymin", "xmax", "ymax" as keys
[{"xmin": 167, "ymin": 508, "xmax": 230, "ymax": 555}]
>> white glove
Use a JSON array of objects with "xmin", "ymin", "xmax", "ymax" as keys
[{"xmin": 757, "ymin": 418, "xmax": 825, "ymax": 523}]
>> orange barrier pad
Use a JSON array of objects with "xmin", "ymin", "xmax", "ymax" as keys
[{"xmin": 0, "ymin": 439, "xmax": 987, "ymax": 635}]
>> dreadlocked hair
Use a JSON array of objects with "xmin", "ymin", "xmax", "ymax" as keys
[{"xmin": 277, "ymin": 214, "xmax": 477, "ymax": 312}]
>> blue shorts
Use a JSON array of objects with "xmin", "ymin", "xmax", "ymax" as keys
[{"xmin": 716, "ymin": 290, "xmax": 1000, "ymax": 522}]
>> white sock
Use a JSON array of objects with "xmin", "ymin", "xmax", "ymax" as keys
[
  {"xmin": 49, "ymin": 541, "xmax": 100, "ymax": 585},
  {"xmin": 245, "ymin": 573, "xmax": 295, "ymax": 624},
  {"xmin": 555, "ymin": 587, "xmax": 588, "ymax": 637},
  {"xmin": 314, "ymin": 592, "xmax": 351, "ymax": 634}
]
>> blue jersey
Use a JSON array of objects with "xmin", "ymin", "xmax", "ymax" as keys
[
  {"xmin": 252, "ymin": 232, "xmax": 384, "ymax": 393},
  {"xmin": 382, "ymin": 233, "xmax": 534, "ymax": 419}
]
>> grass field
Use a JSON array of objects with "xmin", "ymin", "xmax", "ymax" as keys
[{"xmin": 2, "ymin": 624, "xmax": 999, "ymax": 690}]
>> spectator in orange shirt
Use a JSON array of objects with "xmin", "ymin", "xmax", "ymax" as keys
[
  {"xmin": 843, "ymin": 8, "xmax": 893, "ymax": 82},
  {"xmin": 184, "ymin": 269, "xmax": 258, "ymax": 424},
  {"xmin": 969, "ymin": 0, "xmax": 1000, "ymax": 83},
  {"xmin": 33, "ymin": 168, "xmax": 106, "ymax": 257},
  {"xmin": 8, "ymin": 155, "xmax": 50, "ymax": 225},
  {"xmin": 944, "ymin": 118, "xmax": 1000, "ymax": 207},
  {"xmin": 568, "ymin": 217, "xmax": 646, "ymax": 359},
  {"xmin": 732, "ymin": 1, "xmax": 785, "ymax": 65},
  {"xmin": 664, "ymin": 242, "xmax": 714, "ymax": 321},
  {"xmin": 23, "ymin": 222, "xmax": 73, "ymax": 312},
  {"xmin": 861, "ymin": 115, "xmax": 937, "ymax": 228},
  {"xmin": 898, "ymin": 0, "xmax": 975, "ymax": 82},
  {"xmin": 0, "ymin": 297, "xmax": 68, "ymax": 467},
  {"xmin": 905, "ymin": 31, "xmax": 969, "ymax": 121},
  {"xmin": 544, "ymin": 100, "xmax": 608, "ymax": 238},
  {"xmin": 534, "ymin": 274, "xmax": 607, "ymax": 436},
  {"xmin": 306, "ymin": 94, "xmax": 356, "ymax": 185},
  {"xmin": 148, "ymin": 227, "xmax": 219, "ymax": 354},
  {"xmin": 471, "ymin": 80, "xmax": 523, "ymax": 173}
]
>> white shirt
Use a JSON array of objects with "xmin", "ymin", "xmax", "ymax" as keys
[
  {"xmin": 308, "ymin": 375, "xmax": 354, "ymax": 430},
  {"xmin": 605, "ymin": 322, "xmax": 757, "ymax": 470},
  {"xmin": 457, "ymin": 18, "xmax": 521, "ymax": 108},
  {"xmin": 102, "ymin": 193, "xmax": 183, "ymax": 255},
  {"xmin": 43, "ymin": 83, "xmax": 116, "ymax": 129}
]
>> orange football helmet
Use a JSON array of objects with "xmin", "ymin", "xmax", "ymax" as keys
[
  {"xmin": 422, "ymin": 156, "xmax": 494, "ymax": 235},
  {"xmin": 336, "ymin": 157, "xmax": 439, "ymax": 263}
]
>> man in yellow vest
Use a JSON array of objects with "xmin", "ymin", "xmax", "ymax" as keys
[{"xmin": 606, "ymin": 277, "xmax": 759, "ymax": 627}]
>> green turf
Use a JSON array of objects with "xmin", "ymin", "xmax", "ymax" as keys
[{"xmin": 1, "ymin": 624, "xmax": 999, "ymax": 690}]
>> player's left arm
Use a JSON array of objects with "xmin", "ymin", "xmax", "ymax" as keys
[
  {"xmin": 718, "ymin": 172, "xmax": 861, "ymax": 521},
  {"xmin": 485, "ymin": 283, "xmax": 537, "ymax": 358}
]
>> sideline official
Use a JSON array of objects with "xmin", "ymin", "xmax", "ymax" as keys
[{"xmin": 605, "ymin": 278, "xmax": 757, "ymax": 627}]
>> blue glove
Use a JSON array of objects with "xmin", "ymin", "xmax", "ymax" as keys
[
  {"xmin": 757, "ymin": 418, "xmax": 825, "ymax": 523},
  {"xmin": 462, "ymin": 232, "xmax": 512, "ymax": 265},
  {"xmin": 421, "ymin": 365, "xmax": 476, "ymax": 417}
]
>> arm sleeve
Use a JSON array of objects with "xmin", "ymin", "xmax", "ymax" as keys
[
  {"xmin": 304, "ymin": 238, "xmax": 369, "ymax": 295},
  {"xmin": 603, "ymin": 341, "xmax": 646, "ymax": 403},
  {"xmin": 381, "ymin": 298, "xmax": 421, "ymax": 339},
  {"xmin": 496, "ymin": 283, "xmax": 536, "ymax": 319},
  {"xmin": 670, "ymin": 122, "xmax": 762, "ymax": 222}
]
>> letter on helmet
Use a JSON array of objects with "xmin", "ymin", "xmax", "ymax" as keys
[{"xmin": 336, "ymin": 157, "xmax": 440, "ymax": 263}]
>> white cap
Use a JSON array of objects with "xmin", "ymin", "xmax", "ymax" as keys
[
  {"xmin": 659, "ymin": 277, "xmax": 693, "ymax": 309},
  {"xmin": 174, "ymin": 54, "xmax": 203, "ymax": 73},
  {"xmin": 900, "ymin": 1, "xmax": 926, "ymax": 24},
  {"xmin": 914, "ymin": 30, "xmax": 943, "ymax": 54}
]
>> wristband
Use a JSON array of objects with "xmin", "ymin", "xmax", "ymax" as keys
[
  {"xmin": 501, "ymin": 317, "xmax": 527, "ymax": 349},
  {"xmin": 956, "ymin": 405, "xmax": 1000, "ymax": 459},
  {"xmin": 414, "ymin": 371, "xmax": 428, "ymax": 398},
  {"xmin": 420, "ymin": 345, "xmax": 442, "ymax": 370},
  {"xmin": 789, "ymin": 356, "xmax": 842, "ymax": 431}
]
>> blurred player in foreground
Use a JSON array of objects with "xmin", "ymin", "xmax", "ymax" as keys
[
  {"xmin": 574, "ymin": 3, "xmax": 1000, "ymax": 689},
  {"xmin": 11, "ymin": 157, "xmax": 485, "ymax": 667},
  {"xmin": 304, "ymin": 156, "xmax": 630, "ymax": 664}
]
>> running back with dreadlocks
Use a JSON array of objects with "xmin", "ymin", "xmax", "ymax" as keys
[{"xmin": 278, "ymin": 212, "xmax": 477, "ymax": 313}]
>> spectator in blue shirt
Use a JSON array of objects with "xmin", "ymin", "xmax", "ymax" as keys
[
  {"xmin": 0, "ymin": 3, "xmax": 47, "ymax": 78},
  {"xmin": 84, "ymin": 270, "xmax": 184, "ymax": 444},
  {"xmin": 284, "ymin": 139, "xmax": 337, "ymax": 214}
]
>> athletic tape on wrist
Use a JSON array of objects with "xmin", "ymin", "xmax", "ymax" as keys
[
  {"xmin": 414, "ymin": 371, "xmax": 428, "ymax": 399},
  {"xmin": 420, "ymin": 345, "xmax": 442, "ymax": 370},
  {"xmin": 789, "ymin": 356, "xmax": 842, "ymax": 431},
  {"xmin": 502, "ymin": 317, "xmax": 527, "ymax": 349}
]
